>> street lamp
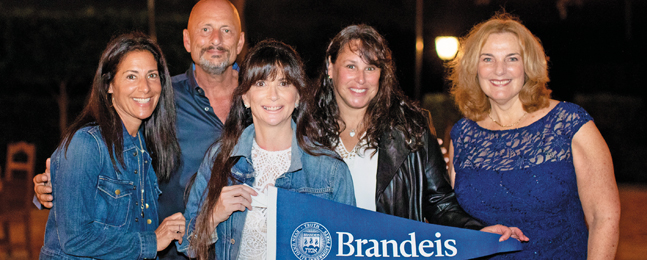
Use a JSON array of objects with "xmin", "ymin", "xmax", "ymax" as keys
[{"xmin": 435, "ymin": 36, "xmax": 459, "ymax": 60}]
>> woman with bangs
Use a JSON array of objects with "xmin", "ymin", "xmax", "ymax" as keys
[
  {"xmin": 179, "ymin": 39, "xmax": 355, "ymax": 260},
  {"xmin": 447, "ymin": 13, "xmax": 620, "ymax": 258},
  {"xmin": 301, "ymin": 24, "xmax": 527, "ymax": 242}
]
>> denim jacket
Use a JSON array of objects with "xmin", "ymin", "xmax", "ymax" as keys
[
  {"xmin": 178, "ymin": 122, "xmax": 355, "ymax": 259},
  {"xmin": 40, "ymin": 125, "xmax": 160, "ymax": 260}
]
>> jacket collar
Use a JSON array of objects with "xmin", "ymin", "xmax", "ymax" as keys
[
  {"xmin": 376, "ymin": 128, "xmax": 410, "ymax": 196},
  {"xmin": 231, "ymin": 120, "xmax": 303, "ymax": 173},
  {"xmin": 121, "ymin": 123, "xmax": 147, "ymax": 153},
  {"xmin": 188, "ymin": 63, "xmax": 241, "ymax": 94}
]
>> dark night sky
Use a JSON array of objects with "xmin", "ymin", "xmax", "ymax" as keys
[
  {"xmin": 1, "ymin": 0, "xmax": 645, "ymax": 97},
  {"xmin": 1, "ymin": 0, "xmax": 646, "ymax": 182}
]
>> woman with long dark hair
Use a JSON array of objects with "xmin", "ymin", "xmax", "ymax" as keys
[
  {"xmin": 300, "ymin": 24, "xmax": 526, "ymax": 240},
  {"xmin": 40, "ymin": 32, "xmax": 185, "ymax": 259},
  {"xmin": 179, "ymin": 39, "xmax": 355, "ymax": 260}
]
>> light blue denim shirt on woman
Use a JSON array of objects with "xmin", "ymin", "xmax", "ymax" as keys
[
  {"xmin": 178, "ymin": 121, "xmax": 356, "ymax": 259},
  {"xmin": 40, "ymin": 124, "xmax": 160, "ymax": 260}
]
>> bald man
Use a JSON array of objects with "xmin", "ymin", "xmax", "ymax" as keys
[
  {"xmin": 159, "ymin": 1, "xmax": 244, "ymax": 258},
  {"xmin": 33, "ymin": 1, "xmax": 245, "ymax": 259}
]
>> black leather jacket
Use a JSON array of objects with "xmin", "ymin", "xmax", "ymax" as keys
[{"xmin": 374, "ymin": 128, "xmax": 485, "ymax": 230}]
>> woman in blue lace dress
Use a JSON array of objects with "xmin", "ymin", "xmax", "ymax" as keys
[{"xmin": 447, "ymin": 13, "xmax": 620, "ymax": 259}]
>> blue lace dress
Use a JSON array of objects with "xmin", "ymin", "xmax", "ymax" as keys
[{"xmin": 451, "ymin": 102, "xmax": 592, "ymax": 259}]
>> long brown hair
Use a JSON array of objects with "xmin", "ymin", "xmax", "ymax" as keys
[
  {"xmin": 61, "ymin": 32, "xmax": 180, "ymax": 180},
  {"xmin": 300, "ymin": 24, "xmax": 429, "ymax": 154},
  {"xmin": 448, "ymin": 12, "xmax": 551, "ymax": 121},
  {"xmin": 189, "ymin": 39, "xmax": 308, "ymax": 260}
]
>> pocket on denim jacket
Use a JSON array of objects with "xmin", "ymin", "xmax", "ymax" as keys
[
  {"xmin": 97, "ymin": 176, "xmax": 134, "ymax": 227},
  {"xmin": 293, "ymin": 186, "xmax": 334, "ymax": 200},
  {"xmin": 153, "ymin": 181, "xmax": 162, "ymax": 200}
]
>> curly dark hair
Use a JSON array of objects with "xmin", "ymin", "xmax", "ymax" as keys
[{"xmin": 299, "ymin": 24, "xmax": 429, "ymax": 154}]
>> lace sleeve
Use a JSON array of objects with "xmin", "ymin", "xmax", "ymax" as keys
[{"xmin": 558, "ymin": 102, "xmax": 594, "ymax": 139}]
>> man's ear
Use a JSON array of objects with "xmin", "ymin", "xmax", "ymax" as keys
[
  {"xmin": 183, "ymin": 29, "xmax": 191, "ymax": 53},
  {"xmin": 236, "ymin": 32, "xmax": 245, "ymax": 55}
]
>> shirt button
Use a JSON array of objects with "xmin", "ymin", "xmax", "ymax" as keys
[
  {"xmin": 145, "ymin": 203, "xmax": 149, "ymax": 209},
  {"xmin": 134, "ymin": 170, "xmax": 138, "ymax": 174},
  {"xmin": 147, "ymin": 219, "xmax": 152, "ymax": 224},
  {"xmin": 133, "ymin": 186, "xmax": 136, "ymax": 190},
  {"xmin": 135, "ymin": 218, "xmax": 138, "ymax": 222},
  {"xmin": 133, "ymin": 152, "xmax": 137, "ymax": 157},
  {"xmin": 230, "ymin": 239, "xmax": 235, "ymax": 244},
  {"xmin": 204, "ymin": 107, "xmax": 210, "ymax": 111},
  {"xmin": 145, "ymin": 160, "xmax": 148, "ymax": 164},
  {"xmin": 115, "ymin": 189, "xmax": 121, "ymax": 195}
]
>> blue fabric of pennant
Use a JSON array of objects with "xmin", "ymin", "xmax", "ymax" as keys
[{"xmin": 274, "ymin": 188, "xmax": 522, "ymax": 259}]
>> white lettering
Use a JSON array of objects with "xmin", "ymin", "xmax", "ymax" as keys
[
  {"xmin": 335, "ymin": 231, "xmax": 458, "ymax": 258},
  {"xmin": 355, "ymin": 239, "xmax": 368, "ymax": 257},
  {"xmin": 337, "ymin": 232, "xmax": 355, "ymax": 256},
  {"xmin": 418, "ymin": 240, "xmax": 434, "ymax": 257},
  {"xmin": 444, "ymin": 240, "xmax": 457, "ymax": 257},
  {"xmin": 381, "ymin": 240, "xmax": 400, "ymax": 257},
  {"xmin": 400, "ymin": 232, "xmax": 419, "ymax": 257},
  {"xmin": 435, "ymin": 239, "xmax": 444, "ymax": 256},
  {"xmin": 365, "ymin": 240, "xmax": 381, "ymax": 257},
  {"xmin": 434, "ymin": 232, "xmax": 443, "ymax": 257}
]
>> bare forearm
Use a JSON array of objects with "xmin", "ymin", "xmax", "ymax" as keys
[{"xmin": 587, "ymin": 218, "xmax": 619, "ymax": 260}]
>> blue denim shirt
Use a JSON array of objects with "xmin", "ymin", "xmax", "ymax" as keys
[
  {"xmin": 178, "ymin": 122, "xmax": 356, "ymax": 259},
  {"xmin": 158, "ymin": 63, "xmax": 239, "ymax": 223},
  {"xmin": 40, "ymin": 125, "xmax": 160, "ymax": 260},
  {"xmin": 159, "ymin": 64, "xmax": 240, "ymax": 260},
  {"xmin": 158, "ymin": 65, "xmax": 223, "ymax": 222}
]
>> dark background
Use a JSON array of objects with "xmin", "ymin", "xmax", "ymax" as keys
[{"xmin": 1, "ymin": 0, "xmax": 645, "ymax": 183}]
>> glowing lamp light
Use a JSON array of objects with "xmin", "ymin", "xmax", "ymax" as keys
[
  {"xmin": 435, "ymin": 36, "xmax": 459, "ymax": 60},
  {"xmin": 416, "ymin": 39, "xmax": 424, "ymax": 52}
]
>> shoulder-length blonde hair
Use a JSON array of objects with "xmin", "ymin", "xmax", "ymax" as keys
[{"xmin": 448, "ymin": 12, "xmax": 551, "ymax": 121}]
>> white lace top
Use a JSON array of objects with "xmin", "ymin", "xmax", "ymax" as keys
[
  {"xmin": 237, "ymin": 139, "xmax": 291, "ymax": 260},
  {"xmin": 335, "ymin": 137, "xmax": 378, "ymax": 211}
]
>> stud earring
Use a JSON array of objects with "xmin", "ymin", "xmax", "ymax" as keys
[
  {"xmin": 295, "ymin": 102, "xmax": 299, "ymax": 108},
  {"xmin": 244, "ymin": 103, "xmax": 250, "ymax": 108}
]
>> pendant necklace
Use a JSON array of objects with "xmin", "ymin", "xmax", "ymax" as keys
[
  {"xmin": 137, "ymin": 132, "xmax": 145, "ymax": 218},
  {"xmin": 137, "ymin": 132, "xmax": 145, "ymax": 154},
  {"xmin": 488, "ymin": 112, "xmax": 528, "ymax": 128},
  {"xmin": 349, "ymin": 122, "xmax": 362, "ymax": 137}
]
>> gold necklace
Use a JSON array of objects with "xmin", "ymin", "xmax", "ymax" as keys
[{"xmin": 488, "ymin": 112, "xmax": 528, "ymax": 128}]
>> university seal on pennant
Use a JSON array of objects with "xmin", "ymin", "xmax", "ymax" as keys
[{"xmin": 290, "ymin": 222, "xmax": 332, "ymax": 260}]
